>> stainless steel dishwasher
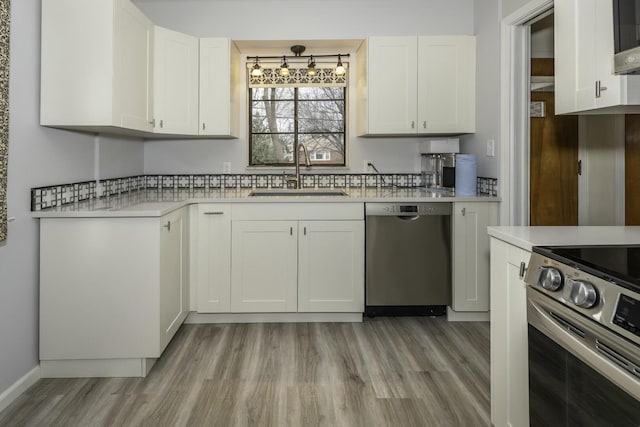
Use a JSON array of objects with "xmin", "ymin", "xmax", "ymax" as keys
[{"xmin": 365, "ymin": 202, "xmax": 452, "ymax": 316}]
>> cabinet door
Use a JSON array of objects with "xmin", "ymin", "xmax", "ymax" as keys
[
  {"xmin": 197, "ymin": 204, "xmax": 231, "ymax": 313},
  {"xmin": 490, "ymin": 238, "xmax": 531, "ymax": 427},
  {"xmin": 298, "ymin": 221, "xmax": 364, "ymax": 312},
  {"xmin": 418, "ymin": 36, "xmax": 476, "ymax": 134},
  {"xmin": 160, "ymin": 208, "xmax": 189, "ymax": 351},
  {"xmin": 113, "ymin": 0, "xmax": 153, "ymax": 131},
  {"xmin": 573, "ymin": 0, "xmax": 622, "ymax": 110},
  {"xmin": 199, "ymin": 38, "xmax": 239, "ymax": 136},
  {"xmin": 556, "ymin": 0, "xmax": 632, "ymax": 113},
  {"xmin": 231, "ymin": 221, "xmax": 298, "ymax": 312},
  {"xmin": 153, "ymin": 26, "xmax": 199, "ymax": 134},
  {"xmin": 367, "ymin": 37, "xmax": 418, "ymax": 134},
  {"xmin": 452, "ymin": 202, "xmax": 496, "ymax": 312}
]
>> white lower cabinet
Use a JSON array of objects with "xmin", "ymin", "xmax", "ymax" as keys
[
  {"xmin": 231, "ymin": 221, "xmax": 298, "ymax": 312},
  {"xmin": 490, "ymin": 237, "xmax": 531, "ymax": 427},
  {"xmin": 298, "ymin": 221, "xmax": 364, "ymax": 312},
  {"xmin": 196, "ymin": 203, "xmax": 365, "ymax": 314},
  {"xmin": 451, "ymin": 202, "xmax": 499, "ymax": 312},
  {"xmin": 196, "ymin": 204, "xmax": 231, "ymax": 312},
  {"xmin": 39, "ymin": 207, "xmax": 189, "ymax": 377}
]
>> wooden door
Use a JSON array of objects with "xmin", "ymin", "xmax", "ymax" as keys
[
  {"xmin": 626, "ymin": 115, "xmax": 640, "ymax": 224},
  {"xmin": 530, "ymin": 60, "xmax": 579, "ymax": 225}
]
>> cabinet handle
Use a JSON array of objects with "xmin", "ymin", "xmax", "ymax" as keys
[
  {"xmin": 461, "ymin": 208, "xmax": 466, "ymax": 216},
  {"xmin": 519, "ymin": 261, "xmax": 527, "ymax": 279},
  {"xmin": 304, "ymin": 227, "xmax": 307, "ymax": 235},
  {"xmin": 595, "ymin": 80, "xmax": 608, "ymax": 98},
  {"xmin": 150, "ymin": 118, "xmax": 156, "ymax": 127},
  {"xmin": 202, "ymin": 123, "xmax": 206, "ymax": 131},
  {"xmin": 160, "ymin": 119, "xmax": 164, "ymax": 129},
  {"xmin": 163, "ymin": 221, "xmax": 171, "ymax": 232},
  {"xmin": 423, "ymin": 121, "xmax": 426, "ymax": 129},
  {"xmin": 204, "ymin": 211, "xmax": 224, "ymax": 215},
  {"xmin": 411, "ymin": 121, "xmax": 415, "ymax": 129},
  {"xmin": 290, "ymin": 226, "xmax": 293, "ymax": 236}
]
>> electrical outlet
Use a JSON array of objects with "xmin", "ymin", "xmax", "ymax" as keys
[
  {"xmin": 223, "ymin": 162, "xmax": 231, "ymax": 173},
  {"xmin": 486, "ymin": 140, "xmax": 496, "ymax": 157},
  {"xmin": 363, "ymin": 159, "xmax": 372, "ymax": 172}
]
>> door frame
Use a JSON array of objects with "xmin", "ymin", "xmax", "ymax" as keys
[{"xmin": 500, "ymin": 0, "xmax": 554, "ymax": 225}]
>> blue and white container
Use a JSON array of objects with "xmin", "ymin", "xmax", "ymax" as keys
[{"xmin": 455, "ymin": 154, "xmax": 477, "ymax": 196}]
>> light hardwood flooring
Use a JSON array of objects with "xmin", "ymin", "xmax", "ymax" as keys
[{"xmin": 0, "ymin": 317, "xmax": 490, "ymax": 427}]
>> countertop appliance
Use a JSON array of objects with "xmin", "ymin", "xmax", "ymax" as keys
[
  {"xmin": 613, "ymin": 0, "xmax": 640, "ymax": 74},
  {"xmin": 421, "ymin": 153, "xmax": 456, "ymax": 190},
  {"xmin": 365, "ymin": 202, "xmax": 451, "ymax": 316},
  {"xmin": 524, "ymin": 245, "xmax": 640, "ymax": 426}
]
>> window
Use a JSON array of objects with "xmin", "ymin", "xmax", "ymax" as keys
[{"xmin": 249, "ymin": 74, "xmax": 346, "ymax": 167}]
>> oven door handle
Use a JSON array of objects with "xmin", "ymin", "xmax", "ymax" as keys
[{"xmin": 528, "ymin": 292, "xmax": 640, "ymax": 401}]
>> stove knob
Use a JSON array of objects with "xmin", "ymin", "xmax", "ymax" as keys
[
  {"xmin": 538, "ymin": 267, "xmax": 563, "ymax": 291},
  {"xmin": 570, "ymin": 280, "xmax": 598, "ymax": 309}
]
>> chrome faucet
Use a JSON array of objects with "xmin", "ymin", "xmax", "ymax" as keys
[{"xmin": 294, "ymin": 142, "xmax": 312, "ymax": 188}]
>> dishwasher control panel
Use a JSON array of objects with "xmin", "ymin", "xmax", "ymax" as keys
[{"xmin": 365, "ymin": 203, "xmax": 452, "ymax": 216}]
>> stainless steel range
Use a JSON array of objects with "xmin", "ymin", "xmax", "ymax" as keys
[{"xmin": 524, "ymin": 245, "xmax": 640, "ymax": 426}]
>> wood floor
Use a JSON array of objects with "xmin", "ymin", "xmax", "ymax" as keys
[{"xmin": 0, "ymin": 317, "xmax": 490, "ymax": 427}]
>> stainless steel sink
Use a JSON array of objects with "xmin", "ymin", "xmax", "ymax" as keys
[{"xmin": 249, "ymin": 189, "xmax": 348, "ymax": 197}]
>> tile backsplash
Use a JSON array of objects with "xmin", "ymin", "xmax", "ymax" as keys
[{"xmin": 31, "ymin": 173, "xmax": 499, "ymax": 211}]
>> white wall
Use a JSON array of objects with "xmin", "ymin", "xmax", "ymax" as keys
[
  {"xmin": 0, "ymin": 0, "xmax": 144, "ymax": 399},
  {"xmin": 135, "ymin": 0, "xmax": 476, "ymax": 175},
  {"xmin": 460, "ymin": 0, "xmax": 501, "ymax": 178}
]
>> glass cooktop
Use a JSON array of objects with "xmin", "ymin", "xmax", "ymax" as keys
[{"xmin": 533, "ymin": 245, "xmax": 640, "ymax": 292}]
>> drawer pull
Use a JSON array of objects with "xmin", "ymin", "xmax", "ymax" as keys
[
  {"xmin": 163, "ymin": 221, "xmax": 171, "ymax": 231},
  {"xmin": 204, "ymin": 211, "xmax": 224, "ymax": 215}
]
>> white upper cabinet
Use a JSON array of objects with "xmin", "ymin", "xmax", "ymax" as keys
[
  {"xmin": 357, "ymin": 35, "xmax": 476, "ymax": 136},
  {"xmin": 153, "ymin": 26, "xmax": 199, "ymax": 135},
  {"xmin": 361, "ymin": 36, "xmax": 419, "ymax": 135},
  {"xmin": 555, "ymin": 0, "xmax": 640, "ymax": 114},
  {"xmin": 41, "ymin": 0, "xmax": 154, "ymax": 133},
  {"xmin": 199, "ymin": 38, "xmax": 240, "ymax": 137},
  {"xmin": 417, "ymin": 36, "xmax": 476, "ymax": 134}
]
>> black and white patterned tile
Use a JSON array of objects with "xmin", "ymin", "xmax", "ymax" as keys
[{"xmin": 30, "ymin": 173, "xmax": 497, "ymax": 211}]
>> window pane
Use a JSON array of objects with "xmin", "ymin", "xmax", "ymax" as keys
[
  {"xmin": 251, "ymin": 133, "xmax": 295, "ymax": 165},
  {"xmin": 299, "ymin": 133, "xmax": 345, "ymax": 165},
  {"xmin": 251, "ymin": 87, "xmax": 295, "ymax": 101},
  {"xmin": 298, "ymin": 100, "xmax": 345, "ymax": 133},
  {"xmin": 298, "ymin": 87, "xmax": 344, "ymax": 100},
  {"xmin": 251, "ymin": 100, "xmax": 295, "ymax": 133}
]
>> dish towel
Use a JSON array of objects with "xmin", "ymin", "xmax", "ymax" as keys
[{"xmin": 455, "ymin": 154, "xmax": 477, "ymax": 196}]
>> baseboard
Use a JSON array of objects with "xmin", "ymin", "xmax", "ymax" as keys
[
  {"xmin": 185, "ymin": 312, "xmax": 363, "ymax": 324},
  {"xmin": 0, "ymin": 365, "xmax": 41, "ymax": 414},
  {"xmin": 446, "ymin": 307, "xmax": 490, "ymax": 322},
  {"xmin": 40, "ymin": 358, "xmax": 156, "ymax": 378}
]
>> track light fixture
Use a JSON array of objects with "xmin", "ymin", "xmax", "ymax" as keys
[
  {"xmin": 335, "ymin": 54, "xmax": 346, "ymax": 76},
  {"xmin": 306, "ymin": 55, "xmax": 317, "ymax": 77},
  {"xmin": 250, "ymin": 57, "xmax": 262, "ymax": 77},
  {"xmin": 247, "ymin": 45, "xmax": 350, "ymax": 78},
  {"xmin": 279, "ymin": 56, "xmax": 290, "ymax": 77}
]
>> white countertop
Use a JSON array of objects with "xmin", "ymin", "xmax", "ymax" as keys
[
  {"xmin": 33, "ymin": 188, "xmax": 500, "ymax": 218},
  {"xmin": 488, "ymin": 226, "xmax": 640, "ymax": 251}
]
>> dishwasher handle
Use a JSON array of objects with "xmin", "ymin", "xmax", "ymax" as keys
[{"xmin": 365, "ymin": 203, "xmax": 452, "ymax": 216}]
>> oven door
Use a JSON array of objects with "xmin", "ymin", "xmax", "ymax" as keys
[{"xmin": 527, "ymin": 287, "xmax": 640, "ymax": 427}]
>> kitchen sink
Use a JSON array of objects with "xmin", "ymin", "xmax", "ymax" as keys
[{"xmin": 249, "ymin": 189, "xmax": 348, "ymax": 197}]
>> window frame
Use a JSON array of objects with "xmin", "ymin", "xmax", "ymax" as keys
[{"xmin": 248, "ymin": 85, "xmax": 347, "ymax": 168}]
